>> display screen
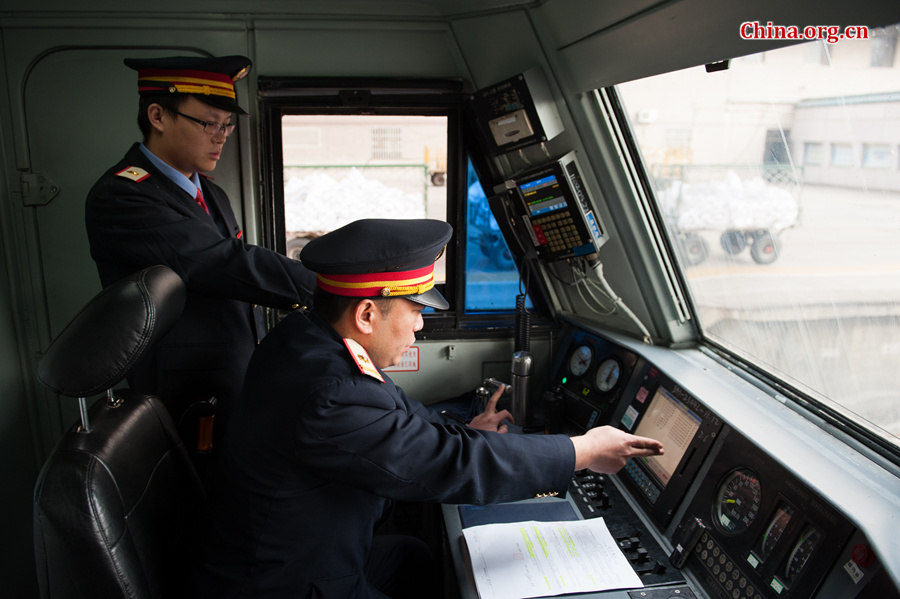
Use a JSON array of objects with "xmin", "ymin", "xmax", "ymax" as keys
[
  {"xmin": 519, "ymin": 173, "xmax": 567, "ymax": 216},
  {"xmin": 633, "ymin": 387, "xmax": 702, "ymax": 486}
]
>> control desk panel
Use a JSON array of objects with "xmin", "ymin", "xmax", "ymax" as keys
[{"xmin": 534, "ymin": 325, "xmax": 898, "ymax": 599}]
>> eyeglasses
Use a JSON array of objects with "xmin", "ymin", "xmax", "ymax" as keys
[{"xmin": 173, "ymin": 110, "xmax": 236, "ymax": 137}]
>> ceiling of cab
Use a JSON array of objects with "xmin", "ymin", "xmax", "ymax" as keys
[{"xmin": 0, "ymin": 0, "xmax": 541, "ymax": 17}]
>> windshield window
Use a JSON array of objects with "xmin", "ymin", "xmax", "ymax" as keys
[{"xmin": 616, "ymin": 25, "xmax": 900, "ymax": 451}]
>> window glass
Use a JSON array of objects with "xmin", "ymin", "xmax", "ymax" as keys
[
  {"xmin": 831, "ymin": 143, "xmax": 854, "ymax": 167},
  {"xmin": 281, "ymin": 114, "xmax": 447, "ymax": 283},
  {"xmin": 871, "ymin": 26, "xmax": 898, "ymax": 67},
  {"xmin": 617, "ymin": 26, "xmax": 900, "ymax": 451},
  {"xmin": 803, "ymin": 142, "xmax": 823, "ymax": 166},
  {"xmin": 465, "ymin": 159, "xmax": 530, "ymax": 311},
  {"xmin": 279, "ymin": 114, "xmax": 530, "ymax": 315},
  {"xmin": 862, "ymin": 143, "xmax": 894, "ymax": 168}
]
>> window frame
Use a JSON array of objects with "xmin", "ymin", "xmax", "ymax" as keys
[{"xmin": 256, "ymin": 77, "xmax": 551, "ymax": 337}]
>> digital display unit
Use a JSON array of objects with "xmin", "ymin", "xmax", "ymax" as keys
[
  {"xmin": 618, "ymin": 365, "xmax": 723, "ymax": 527},
  {"xmin": 633, "ymin": 386, "xmax": 702, "ymax": 487},
  {"xmin": 509, "ymin": 153, "xmax": 607, "ymax": 262},
  {"xmin": 520, "ymin": 174, "xmax": 568, "ymax": 217}
]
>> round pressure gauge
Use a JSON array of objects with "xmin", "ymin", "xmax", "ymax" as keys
[
  {"xmin": 714, "ymin": 468, "xmax": 762, "ymax": 535},
  {"xmin": 784, "ymin": 526, "xmax": 822, "ymax": 585},
  {"xmin": 594, "ymin": 358, "xmax": 621, "ymax": 392},
  {"xmin": 568, "ymin": 345, "xmax": 593, "ymax": 377}
]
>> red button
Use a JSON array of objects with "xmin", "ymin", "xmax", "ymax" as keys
[{"xmin": 851, "ymin": 544, "xmax": 875, "ymax": 568}]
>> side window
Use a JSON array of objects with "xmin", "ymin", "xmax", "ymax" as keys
[
  {"xmin": 259, "ymin": 81, "xmax": 538, "ymax": 329},
  {"xmin": 464, "ymin": 158, "xmax": 531, "ymax": 311},
  {"xmin": 280, "ymin": 114, "xmax": 448, "ymax": 284}
]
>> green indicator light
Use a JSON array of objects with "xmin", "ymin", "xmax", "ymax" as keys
[{"xmin": 561, "ymin": 377, "xmax": 568, "ymax": 384}]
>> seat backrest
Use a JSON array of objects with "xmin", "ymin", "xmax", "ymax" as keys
[{"xmin": 33, "ymin": 265, "xmax": 206, "ymax": 599}]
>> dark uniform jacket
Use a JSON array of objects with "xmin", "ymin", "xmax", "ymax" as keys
[
  {"xmin": 85, "ymin": 143, "xmax": 315, "ymax": 423},
  {"xmin": 199, "ymin": 309, "xmax": 575, "ymax": 598}
]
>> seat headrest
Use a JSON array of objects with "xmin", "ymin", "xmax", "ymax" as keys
[{"xmin": 38, "ymin": 265, "xmax": 185, "ymax": 397}]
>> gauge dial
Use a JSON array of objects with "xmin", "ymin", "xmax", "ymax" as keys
[
  {"xmin": 594, "ymin": 358, "xmax": 621, "ymax": 392},
  {"xmin": 758, "ymin": 503, "xmax": 795, "ymax": 561},
  {"xmin": 714, "ymin": 468, "xmax": 762, "ymax": 534},
  {"xmin": 568, "ymin": 345, "xmax": 593, "ymax": 377},
  {"xmin": 784, "ymin": 526, "xmax": 822, "ymax": 585}
]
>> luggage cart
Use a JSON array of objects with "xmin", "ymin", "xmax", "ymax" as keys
[{"xmin": 653, "ymin": 165, "xmax": 802, "ymax": 266}]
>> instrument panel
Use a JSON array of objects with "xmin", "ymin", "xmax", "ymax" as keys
[
  {"xmin": 546, "ymin": 330, "xmax": 640, "ymax": 433},
  {"xmin": 543, "ymin": 325, "xmax": 885, "ymax": 599},
  {"xmin": 671, "ymin": 429, "xmax": 855, "ymax": 599},
  {"xmin": 547, "ymin": 329, "xmax": 723, "ymax": 528}
]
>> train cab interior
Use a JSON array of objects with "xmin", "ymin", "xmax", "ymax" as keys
[{"xmin": 2, "ymin": 1, "xmax": 899, "ymax": 597}]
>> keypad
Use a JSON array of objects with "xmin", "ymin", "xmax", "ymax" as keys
[
  {"xmin": 533, "ymin": 212, "xmax": 583, "ymax": 253},
  {"xmin": 695, "ymin": 532, "xmax": 763, "ymax": 599},
  {"xmin": 623, "ymin": 459, "xmax": 661, "ymax": 503}
]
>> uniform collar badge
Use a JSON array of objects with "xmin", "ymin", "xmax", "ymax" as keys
[
  {"xmin": 116, "ymin": 166, "xmax": 150, "ymax": 182},
  {"xmin": 343, "ymin": 337, "xmax": 384, "ymax": 383}
]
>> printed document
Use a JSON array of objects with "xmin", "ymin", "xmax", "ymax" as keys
[{"xmin": 462, "ymin": 517, "xmax": 642, "ymax": 599}]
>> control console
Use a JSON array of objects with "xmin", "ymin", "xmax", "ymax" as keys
[
  {"xmin": 541, "ymin": 324, "xmax": 880, "ymax": 599},
  {"xmin": 570, "ymin": 470, "xmax": 682, "ymax": 587}
]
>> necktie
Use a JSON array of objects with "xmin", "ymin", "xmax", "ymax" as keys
[{"xmin": 195, "ymin": 188, "xmax": 210, "ymax": 214}]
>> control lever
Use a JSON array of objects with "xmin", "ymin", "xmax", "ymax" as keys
[
  {"xmin": 596, "ymin": 491, "xmax": 611, "ymax": 509},
  {"xmin": 511, "ymin": 350, "xmax": 533, "ymax": 427},
  {"xmin": 618, "ymin": 536, "xmax": 641, "ymax": 551},
  {"xmin": 476, "ymin": 377, "xmax": 510, "ymax": 413},
  {"xmin": 634, "ymin": 560, "xmax": 667, "ymax": 576}
]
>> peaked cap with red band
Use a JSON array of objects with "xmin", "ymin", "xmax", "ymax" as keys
[
  {"xmin": 124, "ymin": 55, "xmax": 252, "ymax": 114},
  {"xmin": 300, "ymin": 219, "xmax": 453, "ymax": 310}
]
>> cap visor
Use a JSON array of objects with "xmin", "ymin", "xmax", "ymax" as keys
[
  {"xmin": 407, "ymin": 288, "xmax": 448, "ymax": 310},
  {"xmin": 195, "ymin": 94, "xmax": 248, "ymax": 115}
]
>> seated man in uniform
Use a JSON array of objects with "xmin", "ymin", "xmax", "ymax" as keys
[{"xmin": 198, "ymin": 218, "xmax": 664, "ymax": 598}]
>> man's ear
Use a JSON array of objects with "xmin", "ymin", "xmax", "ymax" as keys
[
  {"xmin": 147, "ymin": 103, "xmax": 167, "ymax": 135},
  {"xmin": 353, "ymin": 299, "xmax": 378, "ymax": 335}
]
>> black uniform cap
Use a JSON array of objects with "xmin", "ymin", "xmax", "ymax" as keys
[
  {"xmin": 301, "ymin": 219, "xmax": 453, "ymax": 310},
  {"xmin": 124, "ymin": 55, "xmax": 252, "ymax": 114}
]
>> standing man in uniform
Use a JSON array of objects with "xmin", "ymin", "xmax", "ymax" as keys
[
  {"xmin": 198, "ymin": 218, "xmax": 664, "ymax": 598},
  {"xmin": 85, "ymin": 55, "xmax": 315, "ymax": 448}
]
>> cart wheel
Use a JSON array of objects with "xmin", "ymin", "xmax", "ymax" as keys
[
  {"xmin": 750, "ymin": 230, "xmax": 780, "ymax": 264},
  {"xmin": 720, "ymin": 230, "xmax": 747, "ymax": 255},
  {"xmin": 679, "ymin": 233, "xmax": 709, "ymax": 266}
]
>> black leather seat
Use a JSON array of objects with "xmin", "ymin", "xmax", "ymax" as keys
[{"xmin": 33, "ymin": 265, "xmax": 206, "ymax": 599}]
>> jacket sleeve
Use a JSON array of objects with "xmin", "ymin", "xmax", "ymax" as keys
[
  {"xmin": 294, "ymin": 376, "xmax": 575, "ymax": 506},
  {"xmin": 86, "ymin": 171, "xmax": 315, "ymax": 309}
]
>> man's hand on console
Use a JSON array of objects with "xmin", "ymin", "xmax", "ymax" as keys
[
  {"xmin": 467, "ymin": 384, "xmax": 514, "ymax": 434},
  {"xmin": 570, "ymin": 425, "xmax": 664, "ymax": 473}
]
